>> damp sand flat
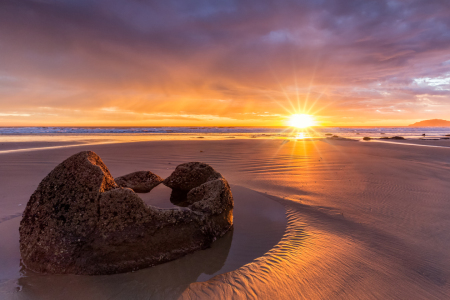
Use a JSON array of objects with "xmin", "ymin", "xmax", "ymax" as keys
[{"xmin": 1, "ymin": 139, "xmax": 450, "ymax": 299}]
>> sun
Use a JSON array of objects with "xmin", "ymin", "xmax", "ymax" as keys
[{"xmin": 288, "ymin": 114, "xmax": 316, "ymax": 128}]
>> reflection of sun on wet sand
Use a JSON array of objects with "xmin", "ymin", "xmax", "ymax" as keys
[{"xmin": 1, "ymin": 138, "xmax": 450, "ymax": 299}]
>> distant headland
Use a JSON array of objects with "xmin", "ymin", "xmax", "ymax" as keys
[{"xmin": 409, "ymin": 119, "xmax": 450, "ymax": 127}]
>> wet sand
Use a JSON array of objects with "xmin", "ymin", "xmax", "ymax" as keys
[
  {"xmin": 369, "ymin": 138, "xmax": 450, "ymax": 148},
  {"xmin": 1, "ymin": 139, "xmax": 450, "ymax": 299}
]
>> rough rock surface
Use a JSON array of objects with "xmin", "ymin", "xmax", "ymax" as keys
[
  {"xmin": 115, "ymin": 171, "xmax": 163, "ymax": 193},
  {"xmin": 19, "ymin": 151, "xmax": 233, "ymax": 275},
  {"xmin": 163, "ymin": 162, "xmax": 221, "ymax": 191}
]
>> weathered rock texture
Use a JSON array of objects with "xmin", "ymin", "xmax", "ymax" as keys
[
  {"xmin": 163, "ymin": 162, "xmax": 222, "ymax": 191},
  {"xmin": 20, "ymin": 151, "xmax": 233, "ymax": 275},
  {"xmin": 115, "ymin": 171, "xmax": 163, "ymax": 193}
]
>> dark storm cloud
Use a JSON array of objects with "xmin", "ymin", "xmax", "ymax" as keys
[{"xmin": 1, "ymin": 0, "xmax": 450, "ymax": 124}]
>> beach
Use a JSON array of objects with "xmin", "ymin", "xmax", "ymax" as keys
[{"xmin": 1, "ymin": 138, "xmax": 450, "ymax": 299}]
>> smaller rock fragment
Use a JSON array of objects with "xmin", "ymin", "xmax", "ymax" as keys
[
  {"xmin": 163, "ymin": 162, "xmax": 221, "ymax": 192},
  {"xmin": 115, "ymin": 171, "xmax": 163, "ymax": 193}
]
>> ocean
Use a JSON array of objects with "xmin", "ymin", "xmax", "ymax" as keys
[{"xmin": 0, "ymin": 126, "xmax": 449, "ymax": 140}]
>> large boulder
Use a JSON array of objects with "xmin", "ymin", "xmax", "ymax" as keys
[
  {"xmin": 19, "ymin": 151, "xmax": 117, "ymax": 274},
  {"xmin": 19, "ymin": 151, "xmax": 233, "ymax": 275},
  {"xmin": 115, "ymin": 171, "xmax": 163, "ymax": 193}
]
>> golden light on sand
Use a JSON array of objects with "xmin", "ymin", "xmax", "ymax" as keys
[{"xmin": 288, "ymin": 114, "xmax": 316, "ymax": 128}]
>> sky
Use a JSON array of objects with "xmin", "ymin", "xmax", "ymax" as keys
[{"xmin": 1, "ymin": 0, "xmax": 450, "ymax": 127}]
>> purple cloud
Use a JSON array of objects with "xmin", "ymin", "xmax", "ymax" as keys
[{"xmin": 0, "ymin": 0, "xmax": 450, "ymax": 125}]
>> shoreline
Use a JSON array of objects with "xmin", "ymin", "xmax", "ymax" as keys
[{"xmin": 1, "ymin": 134, "xmax": 450, "ymax": 155}]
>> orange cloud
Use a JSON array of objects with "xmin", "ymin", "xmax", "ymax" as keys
[{"xmin": 0, "ymin": 0, "xmax": 450, "ymax": 126}]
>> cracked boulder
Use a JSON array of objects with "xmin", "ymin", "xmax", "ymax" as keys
[
  {"xmin": 115, "ymin": 171, "xmax": 163, "ymax": 193},
  {"xmin": 19, "ymin": 151, "xmax": 233, "ymax": 275}
]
